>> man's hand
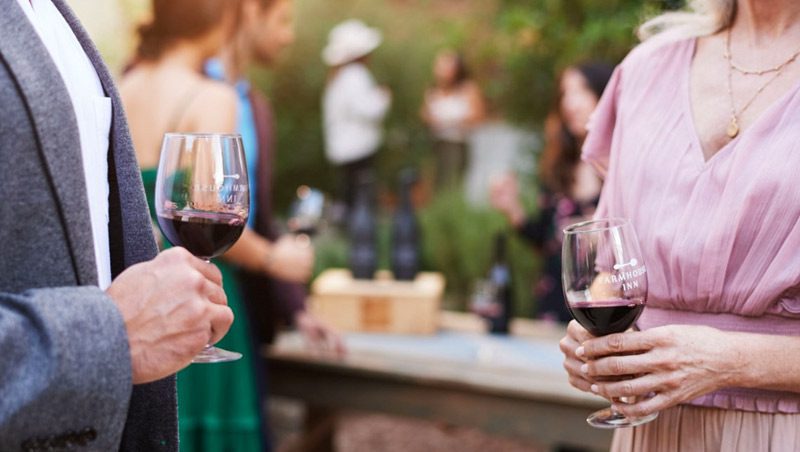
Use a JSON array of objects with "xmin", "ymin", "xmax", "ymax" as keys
[
  {"xmin": 106, "ymin": 247, "xmax": 233, "ymax": 384},
  {"xmin": 265, "ymin": 234, "xmax": 315, "ymax": 283}
]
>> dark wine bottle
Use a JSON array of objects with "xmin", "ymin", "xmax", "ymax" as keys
[
  {"xmin": 348, "ymin": 173, "xmax": 377, "ymax": 279},
  {"xmin": 391, "ymin": 169, "xmax": 419, "ymax": 281},
  {"xmin": 487, "ymin": 233, "xmax": 513, "ymax": 334}
]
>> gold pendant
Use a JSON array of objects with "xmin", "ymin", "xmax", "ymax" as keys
[{"xmin": 726, "ymin": 118, "xmax": 739, "ymax": 138}]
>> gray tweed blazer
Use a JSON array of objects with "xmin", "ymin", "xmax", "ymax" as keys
[{"xmin": 0, "ymin": 1, "xmax": 177, "ymax": 450}]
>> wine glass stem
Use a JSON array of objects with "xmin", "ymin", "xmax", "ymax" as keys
[{"xmin": 203, "ymin": 258, "xmax": 213, "ymax": 349}]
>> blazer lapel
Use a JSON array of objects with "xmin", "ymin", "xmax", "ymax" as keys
[
  {"xmin": 51, "ymin": 0, "xmax": 158, "ymax": 275},
  {"xmin": 0, "ymin": 0, "xmax": 97, "ymax": 285}
]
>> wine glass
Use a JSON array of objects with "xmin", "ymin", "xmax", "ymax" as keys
[
  {"xmin": 561, "ymin": 218, "xmax": 657, "ymax": 428},
  {"xmin": 287, "ymin": 185, "xmax": 326, "ymax": 237},
  {"xmin": 155, "ymin": 133, "xmax": 249, "ymax": 363}
]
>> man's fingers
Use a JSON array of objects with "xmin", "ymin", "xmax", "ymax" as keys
[
  {"xmin": 202, "ymin": 278, "xmax": 228, "ymax": 307},
  {"xmin": 188, "ymin": 257, "xmax": 223, "ymax": 286},
  {"xmin": 207, "ymin": 305, "xmax": 234, "ymax": 345}
]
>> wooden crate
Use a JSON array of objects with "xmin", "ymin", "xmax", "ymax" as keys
[{"xmin": 309, "ymin": 269, "xmax": 445, "ymax": 334}]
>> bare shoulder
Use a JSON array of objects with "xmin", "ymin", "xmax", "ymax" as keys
[
  {"xmin": 193, "ymin": 79, "xmax": 238, "ymax": 111},
  {"xmin": 118, "ymin": 66, "xmax": 147, "ymax": 100},
  {"xmin": 187, "ymin": 79, "xmax": 238, "ymax": 133},
  {"xmin": 463, "ymin": 80, "xmax": 482, "ymax": 93}
]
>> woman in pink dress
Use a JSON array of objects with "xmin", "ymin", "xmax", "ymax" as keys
[{"xmin": 559, "ymin": 0, "xmax": 800, "ymax": 450}]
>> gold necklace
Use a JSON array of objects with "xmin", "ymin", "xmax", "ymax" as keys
[{"xmin": 723, "ymin": 28, "xmax": 798, "ymax": 138}]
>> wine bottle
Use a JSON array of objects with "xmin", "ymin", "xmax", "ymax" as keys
[
  {"xmin": 348, "ymin": 173, "xmax": 377, "ymax": 279},
  {"xmin": 487, "ymin": 233, "xmax": 513, "ymax": 334},
  {"xmin": 391, "ymin": 168, "xmax": 420, "ymax": 281}
]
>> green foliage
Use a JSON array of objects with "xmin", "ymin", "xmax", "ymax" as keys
[
  {"xmin": 256, "ymin": 0, "xmax": 682, "ymax": 317},
  {"xmin": 417, "ymin": 189, "xmax": 539, "ymax": 315},
  {"xmin": 260, "ymin": 0, "xmax": 681, "ymax": 208},
  {"xmin": 493, "ymin": 0, "xmax": 669, "ymax": 122}
]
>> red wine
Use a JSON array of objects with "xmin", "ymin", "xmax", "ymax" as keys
[
  {"xmin": 157, "ymin": 211, "xmax": 245, "ymax": 259},
  {"xmin": 568, "ymin": 299, "xmax": 644, "ymax": 336}
]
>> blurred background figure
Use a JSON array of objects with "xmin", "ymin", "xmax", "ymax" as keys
[
  {"xmin": 322, "ymin": 19, "xmax": 391, "ymax": 212},
  {"xmin": 118, "ymin": 1, "xmax": 267, "ymax": 450},
  {"xmin": 421, "ymin": 49, "xmax": 486, "ymax": 191},
  {"xmin": 490, "ymin": 62, "xmax": 613, "ymax": 323},
  {"xmin": 206, "ymin": 0, "xmax": 346, "ymax": 448}
]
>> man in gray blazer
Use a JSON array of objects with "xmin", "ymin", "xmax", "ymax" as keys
[{"xmin": 0, "ymin": 1, "xmax": 234, "ymax": 450}]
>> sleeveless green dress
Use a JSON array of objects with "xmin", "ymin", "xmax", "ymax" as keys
[{"xmin": 141, "ymin": 168, "xmax": 264, "ymax": 452}]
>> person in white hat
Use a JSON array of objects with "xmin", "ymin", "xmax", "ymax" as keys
[{"xmin": 321, "ymin": 19, "xmax": 391, "ymax": 209}]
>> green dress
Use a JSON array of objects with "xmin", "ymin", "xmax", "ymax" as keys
[{"xmin": 141, "ymin": 168, "xmax": 264, "ymax": 452}]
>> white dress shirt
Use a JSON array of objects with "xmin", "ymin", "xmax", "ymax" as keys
[
  {"xmin": 323, "ymin": 63, "xmax": 391, "ymax": 165},
  {"xmin": 17, "ymin": 0, "xmax": 113, "ymax": 289}
]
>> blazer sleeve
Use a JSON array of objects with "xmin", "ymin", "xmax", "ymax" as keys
[{"xmin": 0, "ymin": 286, "xmax": 133, "ymax": 451}]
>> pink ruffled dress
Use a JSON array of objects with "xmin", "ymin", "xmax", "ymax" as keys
[{"xmin": 583, "ymin": 36, "xmax": 800, "ymax": 451}]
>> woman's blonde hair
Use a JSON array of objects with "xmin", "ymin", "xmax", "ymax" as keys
[{"xmin": 638, "ymin": 0, "xmax": 736, "ymax": 41}]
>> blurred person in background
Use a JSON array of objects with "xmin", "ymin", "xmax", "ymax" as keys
[
  {"xmin": 490, "ymin": 62, "xmax": 613, "ymax": 323},
  {"xmin": 421, "ymin": 49, "xmax": 486, "ymax": 190},
  {"xmin": 206, "ymin": 0, "xmax": 346, "ymax": 446},
  {"xmin": 119, "ymin": 1, "xmax": 267, "ymax": 450},
  {"xmin": 211, "ymin": 0, "xmax": 344, "ymax": 354},
  {"xmin": 322, "ymin": 19, "xmax": 391, "ymax": 211}
]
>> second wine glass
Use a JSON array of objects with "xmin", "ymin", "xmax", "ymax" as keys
[
  {"xmin": 155, "ymin": 132, "xmax": 249, "ymax": 363},
  {"xmin": 562, "ymin": 217, "xmax": 657, "ymax": 428}
]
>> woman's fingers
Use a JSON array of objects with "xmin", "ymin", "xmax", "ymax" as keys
[
  {"xmin": 582, "ymin": 352, "xmax": 670, "ymax": 378},
  {"xmin": 567, "ymin": 320, "xmax": 594, "ymax": 343},
  {"xmin": 591, "ymin": 373, "xmax": 667, "ymax": 399},
  {"xmin": 579, "ymin": 329, "xmax": 661, "ymax": 359},
  {"xmin": 560, "ymin": 322, "xmax": 597, "ymax": 393},
  {"xmin": 612, "ymin": 392, "xmax": 674, "ymax": 419}
]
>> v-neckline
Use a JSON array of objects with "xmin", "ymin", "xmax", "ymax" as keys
[{"xmin": 684, "ymin": 37, "xmax": 800, "ymax": 168}]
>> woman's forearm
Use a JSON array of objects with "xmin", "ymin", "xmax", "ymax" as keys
[
  {"xmin": 221, "ymin": 228, "xmax": 270, "ymax": 274},
  {"xmin": 726, "ymin": 331, "xmax": 800, "ymax": 393}
]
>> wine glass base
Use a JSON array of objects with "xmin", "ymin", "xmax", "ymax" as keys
[
  {"xmin": 192, "ymin": 346, "xmax": 242, "ymax": 363},
  {"xmin": 587, "ymin": 407, "xmax": 658, "ymax": 429}
]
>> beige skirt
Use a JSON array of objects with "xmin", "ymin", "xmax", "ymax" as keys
[{"xmin": 611, "ymin": 405, "xmax": 800, "ymax": 452}]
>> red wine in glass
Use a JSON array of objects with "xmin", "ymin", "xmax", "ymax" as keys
[
  {"xmin": 568, "ymin": 298, "xmax": 645, "ymax": 337},
  {"xmin": 157, "ymin": 210, "xmax": 245, "ymax": 260},
  {"xmin": 562, "ymin": 218, "xmax": 657, "ymax": 429},
  {"xmin": 155, "ymin": 132, "xmax": 249, "ymax": 364}
]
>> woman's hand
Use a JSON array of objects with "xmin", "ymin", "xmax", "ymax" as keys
[
  {"xmin": 578, "ymin": 325, "xmax": 742, "ymax": 418},
  {"xmin": 489, "ymin": 173, "xmax": 525, "ymax": 228},
  {"xmin": 559, "ymin": 320, "xmax": 599, "ymax": 393},
  {"xmin": 264, "ymin": 234, "xmax": 315, "ymax": 283},
  {"xmin": 295, "ymin": 311, "xmax": 347, "ymax": 358}
]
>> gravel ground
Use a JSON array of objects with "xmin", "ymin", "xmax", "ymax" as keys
[{"xmin": 270, "ymin": 398, "xmax": 544, "ymax": 452}]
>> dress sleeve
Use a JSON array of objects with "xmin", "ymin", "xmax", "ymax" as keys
[{"xmin": 581, "ymin": 65, "xmax": 622, "ymax": 178}]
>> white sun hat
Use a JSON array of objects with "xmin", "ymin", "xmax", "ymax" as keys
[{"xmin": 322, "ymin": 19, "xmax": 383, "ymax": 67}]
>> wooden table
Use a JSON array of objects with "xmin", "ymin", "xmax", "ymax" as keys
[{"xmin": 265, "ymin": 312, "xmax": 613, "ymax": 451}]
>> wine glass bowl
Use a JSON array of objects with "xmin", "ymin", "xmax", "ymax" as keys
[
  {"xmin": 562, "ymin": 218, "xmax": 657, "ymax": 428},
  {"xmin": 287, "ymin": 185, "xmax": 326, "ymax": 237},
  {"xmin": 155, "ymin": 133, "xmax": 249, "ymax": 363}
]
